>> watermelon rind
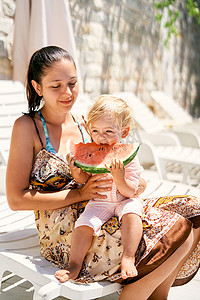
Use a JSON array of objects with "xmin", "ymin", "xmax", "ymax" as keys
[
  {"xmin": 67, "ymin": 140, "xmax": 140, "ymax": 174},
  {"xmin": 75, "ymin": 144, "xmax": 140, "ymax": 174}
]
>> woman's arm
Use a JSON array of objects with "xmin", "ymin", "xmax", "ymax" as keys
[
  {"xmin": 6, "ymin": 116, "xmax": 112, "ymax": 211},
  {"xmin": 6, "ymin": 116, "xmax": 71, "ymax": 210},
  {"xmin": 134, "ymin": 177, "xmax": 146, "ymax": 196}
]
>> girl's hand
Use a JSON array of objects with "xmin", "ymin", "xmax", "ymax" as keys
[
  {"xmin": 66, "ymin": 153, "xmax": 81, "ymax": 179},
  {"xmin": 78, "ymin": 174, "xmax": 112, "ymax": 200},
  {"xmin": 66, "ymin": 153, "xmax": 76, "ymax": 169},
  {"xmin": 105, "ymin": 158, "xmax": 124, "ymax": 182},
  {"xmin": 67, "ymin": 154, "xmax": 89, "ymax": 184}
]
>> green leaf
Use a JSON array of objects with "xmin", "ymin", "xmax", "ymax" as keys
[{"xmin": 154, "ymin": 0, "xmax": 200, "ymax": 47}]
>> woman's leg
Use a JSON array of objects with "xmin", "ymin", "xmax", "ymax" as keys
[
  {"xmin": 55, "ymin": 225, "xmax": 94, "ymax": 282},
  {"xmin": 121, "ymin": 213, "xmax": 143, "ymax": 279},
  {"xmin": 119, "ymin": 229, "xmax": 194, "ymax": 300},
  {"xmin": 148, "ymin": 227, "xmax": 200, "ymax": 300}
]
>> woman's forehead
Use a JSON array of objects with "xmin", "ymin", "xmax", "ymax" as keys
[{"xmin": 42, "ymin": 59, "xmax": 77, "ymax": 81}]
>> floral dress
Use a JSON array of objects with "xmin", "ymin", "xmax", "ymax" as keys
[{"xmin": 29, "ymin": 112, "xmax": 200, "ymax": 286}]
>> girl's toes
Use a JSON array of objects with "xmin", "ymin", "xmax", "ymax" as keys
[
  {"xmin": 55, "ymin": 270, "xmax": 70, "ymax": 282},
  {"xmin": 121, "ymin": 270, "xmax": 128, "ymax": 279}
]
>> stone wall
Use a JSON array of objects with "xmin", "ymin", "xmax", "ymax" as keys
[
  {"xmin": 0, "ymin": 0, "xmax": 15, "ymax": 79},
  {"xmin": 0, "ymin": 0, "xmax": 200, "ymax": 116},
  {"xmin": 70, "ymin": 0, "xmax": 161, "ymax": 99},
  {"xmin": 173, "ymin": 2, "xmax": 200, "ymax": 117}
]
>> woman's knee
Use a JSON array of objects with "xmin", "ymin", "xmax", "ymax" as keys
[
  {"xmin": 181, "ymin": 229, "xmax": 194, "ymax": 254},
  {"xmin": 194, "ymin": 227, "xmax": 200, "ymax": 240},
  {"xmin": 148, "ymin": 293, "xmax": 168, "ymax": 300}
]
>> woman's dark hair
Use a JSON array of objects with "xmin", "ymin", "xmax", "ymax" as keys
[{"xmin": 26, "ymin": 46, "xmax": 76, "ymax": 115}]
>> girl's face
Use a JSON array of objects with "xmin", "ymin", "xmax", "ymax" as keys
[
  {"xmin": 32, "ymin": 59, "xmax": 79, "ymax": 113},
  {"xmin": 89, "ymin": 117, "xmax": 123, "ymax": 145}
]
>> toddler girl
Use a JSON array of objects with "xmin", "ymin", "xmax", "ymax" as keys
[{"xmin": 55, "ymin": 94, "xmax": 144, "ymax": 282}]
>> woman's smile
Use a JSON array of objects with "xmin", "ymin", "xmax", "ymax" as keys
[{"xmin": 59, "ymin": 98, "xmax": 73, "ymax": 106}]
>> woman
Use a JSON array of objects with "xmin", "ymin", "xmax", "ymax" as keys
[{"xmin": 6, "ymin": 46, "xmax": 200, "ymax": 300}]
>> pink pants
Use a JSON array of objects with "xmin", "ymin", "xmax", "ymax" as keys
[{"xmin": 74, "ymin": 198, "xmax": 143, "ymax": 236}]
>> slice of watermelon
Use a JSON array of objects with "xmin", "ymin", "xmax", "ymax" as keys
[{"xmin": 66, "ymin": 140, "xmax": 140, "ymax": 174}]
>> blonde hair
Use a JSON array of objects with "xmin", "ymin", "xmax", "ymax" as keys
[{"xmin": 87, "ymin": 94, "xmax": 135, "ymax": 131}]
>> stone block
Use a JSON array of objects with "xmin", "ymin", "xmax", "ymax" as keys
[
  {"xmin": 0, "ymin": 17, "xmax": 13, "ymax": 35},
  {"xmin": 87, "ymin": 63, "xmax": 102, "ymax": 77},
  {"xmin": 126, "ymin": 0, "xmax": 141, "ymax": 12},
  {"xmin": 0, "ymin": 39, "xmax": 7, "ymax": 57},
  {"xmin": 2, "ymin": 0, "xmax": 16, "ymax": 18},
  {"xmin": 0, "ymin": 57, "xmax": 12, "ymax": 78},
  {"xmin": 84, "ymin": 77, "xmax": 101, "ymax": 94},
  {"xmin": 93, "ymin": 0, "xmax": 103, "ymax": 10},
  {"xmin": 89, "ymin": 22, "xmax": 104, "ymax": 39}
]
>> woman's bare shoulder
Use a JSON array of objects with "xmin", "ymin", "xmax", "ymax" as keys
[
  {"xmin": 13, "ymin": 114, "xmax": 35, "ymax": 130},
  {"xmin": 12, "ymin": 114, "xmax": 38, "ymax": 143},
  {"xmin": 14, "ymin": 114, "xmax": 30, "ymax": 124},
  {"xmin": 10, "ymin": 114, "xmax": 41, "ymax": 159}
]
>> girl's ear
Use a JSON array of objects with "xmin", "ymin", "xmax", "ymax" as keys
[
  {"xmin": 31, "ymin": 80, "xmax": 42, "ymax": 96},
  {"xmin": 121, "ymin": 126, "xmax": 130, "ymax": 138}
]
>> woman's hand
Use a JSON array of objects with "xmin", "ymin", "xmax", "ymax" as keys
[
  {"xmin": 78, "ymin": 174, "xmax": 112, "ymax": 200},
  {"xmin": 134, "ymin": 177, "xmax": 146, "ymax": 196}
]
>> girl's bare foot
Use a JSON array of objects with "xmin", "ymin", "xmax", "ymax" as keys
[
  {"xmin": 55, "ymin": 269, "xmax": 70, "ymax": 282},
  {"xmin": 121, "ymin": 255, "xmax": 138, "ymax": 279},
  {"xmin": 55, "ymin": 263, "xmax": 81, "ymax": 282}
]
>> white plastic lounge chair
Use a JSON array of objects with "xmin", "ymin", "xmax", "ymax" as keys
[
  {"xmin": 0, "ymin": 100, "xmax": 28, "ymax": 165},
  {"xmin": 114, "ymin": 92, "xmax": 200, "ymax": 184},
  {"xmin": 0, "ymin": 100, "xmax": 28, "ymax": 196},
  {"xmin": 151, "ymin": 90, "xmax": 200, "ymax": 126},
  {"xmin": 139, "ymin": 138, "xmax": 200, "ymax": 184},
  {"xmin": 151, "ymin": 90, "xmax": 200, "ymax": 147},
  {"xmin": 0, "ymin": 81, "xmax": 28, "ymax": 166},
  {"xmin": 114, "ymin": 91, "xmax": 200, "ymax": 148},
  {"xmin": 0, "ymin": 81, "xmax": 28, "ymax": 196},
  {"xmin": 0, "ymin": 172, "xmax": 199, "ymax": 300},
  {"xmin": 0, "ymin": 80, "xmax": 25, "ymax": 95},
  {"xmin": 151, "ymin": 90, "xmax": 194, "ymax": 125}
]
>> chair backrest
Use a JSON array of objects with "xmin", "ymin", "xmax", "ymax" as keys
[
  {"xmin": 0, "ymin": 83, "xmax": 27, "ymax": 166},
  {"xmin": 0, "ymin": 80, "xmax": 25, "ymax": 95},
  {"xmin": 114, "ymin": 92, "xmax": 166, "ymax": 133},
  {"xmin": 151, "ymin": 90, "xmax": 193, "ymax": 124}
]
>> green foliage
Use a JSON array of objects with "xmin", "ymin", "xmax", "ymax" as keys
[
  {"xmin": 154, "ymin": 0, "xmax": 200, "ymax": 46},
  {"xmin": 186, "ymin": 0, "xmax": 200, "ymax": 24}
]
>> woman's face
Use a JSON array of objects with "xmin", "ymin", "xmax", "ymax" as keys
[{"xmin": 33, "ymin": 58, "xmax": 79, "ymax": 113}]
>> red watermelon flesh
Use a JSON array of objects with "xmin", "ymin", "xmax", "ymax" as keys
[{"xmin": 67, "ymin": 141, "xmax": 140, "ymax": 174}]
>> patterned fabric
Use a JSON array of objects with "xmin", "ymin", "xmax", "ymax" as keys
[
  {"xmin": 30, "ymin": 148, "xmax": 200, "ymax": 286},
  {"xmin": 30, "ymin": 149, "xmax": 78, "ymax": 191},
  {"xmin": 74, "ymin": 198, "xmax": 143, "ymax": 235}
]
